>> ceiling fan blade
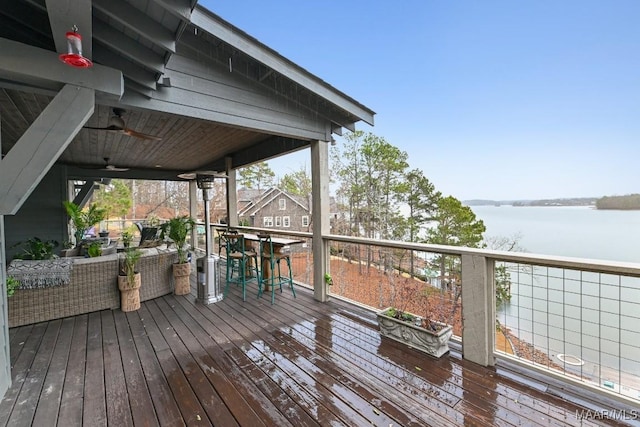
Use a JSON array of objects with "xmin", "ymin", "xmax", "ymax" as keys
[
  {"xmin": 79, "ymin": 157, "xmax": 130, "ymax": 172},
  {"xmin": 102, "ymin": 165, "xmax": 130, "ymax": 172},
  {"xmin": 79, "ymin": 164, "xmax": 129, "ymax": 172},
  {"xmin": 122, "ymin": 128, "xmax": 162, "ymax": 141},
  {"xmin": 83, "ymin": 108, "xmax": 161, "ymax": 140},
  {"xmin": 83, "ymin": 125, "xmax": 124, "ymax": 131}
]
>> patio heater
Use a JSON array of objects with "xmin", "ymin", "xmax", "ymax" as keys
[{"xmin": 194, "ymin": 171, "xmax": 225, "ymax": 304}]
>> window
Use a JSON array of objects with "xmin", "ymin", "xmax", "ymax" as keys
[
  {"xmin": 278, "ymin": 198, "xmax": 286, "ymax": 210},
  {"xmin": 283, "ymin": 216, "xmax": 290, "ymax": 227},
  {"xmin": 275, "ymin": 216, "xmax": 282, "ymax": 227},
  {"xmin": 263, "ymin": 216, "xmax": 273, "ymax": 227},
  {"xmin": 301, "ymin": 216, "xmax": 309, "ymax": 227}
]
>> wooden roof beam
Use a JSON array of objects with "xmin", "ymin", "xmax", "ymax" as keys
[
  {"xmin": 72, "ymin": 180, "xmax": 97, "ymax": 207},
  {"xmin": 92, "ymin": 46, "xmax": 157, "ymax": 91},
  {"xmin": 93, "ymin": 20, "xmax": 166, "ymax": 75},
  {"xmin": 45, "ymin": 0, "xmax": 92, "ymax": 59},
  {"xmin": 93, "ymin": 0, "xmax": 176, "ymax": 54},
  {"xmin": 0, "ymin": 38, "xmax": 123, "ymax": 99},
  {"xmin": 149, "ymin": 0, "xmax": 194, "ymax": 21},
  {"xmin": 0, "ymin": 84, "xmax": 95, "ymax": 214}
]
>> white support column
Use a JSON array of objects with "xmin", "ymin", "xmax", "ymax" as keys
[
  {"xmin": 189, "ymin": 180, "xmax": 199, "ymax": 250},
  {"xmin": 0, "ymin": 217, "xmax": 10, "ymax": 399},
  {"xmin": 311, "ymin": 140, "xmax": 330, "ymax": 302},
  {"xmin": 225, "ymin": 157, "xmax": 238, "ymax": 228},
  {"xmin": 0, "ymin": 110, "xmax": 10, "ymax": 399},
  {"xmin": 461, "ymin": 254, "xmax": 496, "ymax": 366}
]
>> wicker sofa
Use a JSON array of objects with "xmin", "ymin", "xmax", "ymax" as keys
[{"xmin": 8, "ymin": 247, "xmax": 179, "ymax": 327}]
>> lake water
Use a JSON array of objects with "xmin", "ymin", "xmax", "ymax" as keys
[
  {"xmin": 471, "ymin": 205, "xmax": 640, "ymax": 263},
  {"xmin": 470, "ymin": 205, "xmax": 640, "ymax": 395}
]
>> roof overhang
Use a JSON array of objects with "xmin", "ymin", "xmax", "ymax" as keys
[{"xmin": 0, "ymin": 0, "xmax": 375, "ymax": 186}]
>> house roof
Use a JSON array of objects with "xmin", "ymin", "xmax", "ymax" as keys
[
  {"xmin": 238, "ymin": 187, "xmax": 309, "ymax": 217},
  {"xmin": 237, "ymin": 188, "xmax": 265, "ymax": 203},
  {"xmin": 0, "ymin": 1, "xmax": 375, "ymax": 183}
]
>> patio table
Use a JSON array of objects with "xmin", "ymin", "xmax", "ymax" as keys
[{"xmin": 242, "ymin": 233, "xmax": 304, "ymax": 291}]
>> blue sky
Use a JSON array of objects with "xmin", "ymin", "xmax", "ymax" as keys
[{"xmin": 202, "ymin": 1, "xmax": 639, "ymax": 201}]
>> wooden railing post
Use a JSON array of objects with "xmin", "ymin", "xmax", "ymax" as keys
[{"xmin": 461, "ymin": 254, "xmax": 496, "ymax": 366}]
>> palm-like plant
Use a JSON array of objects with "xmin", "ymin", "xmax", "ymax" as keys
[
  {"xmin": 63, "ymin": 201, "xmax": 107, "ymax": 246},
  {"xmin": 160, "ymin": 215, "xmax": 195, "ymax": 264},
  {"xmin": 120, "ymin": 248, "xmax": 142, "ymax": 286}
]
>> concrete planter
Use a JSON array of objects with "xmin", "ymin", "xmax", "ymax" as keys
[
  {"xmin": 376, "ymin": 307, "xmax": 453, "ymax": 358},
  {"xmin": 60, "ymin": 247, "xmax": 79, "ymax": 258}
]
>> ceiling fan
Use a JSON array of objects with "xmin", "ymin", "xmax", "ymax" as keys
[
  {"xmin": 98, "ymin": 158, "xmax": 129, "ymax": 172},
  {"xmin": 83, "ymin": 108, "xmax": 162, "ymax": 141}
]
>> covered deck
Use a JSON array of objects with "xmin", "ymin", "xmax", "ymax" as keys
[
  {"xmin": 0, "ymin": 282, "xmax": 624, "ymax": 427},
  {"xmin": 1, "ymin": 0, "xmax": 369, "ymax": 403}
]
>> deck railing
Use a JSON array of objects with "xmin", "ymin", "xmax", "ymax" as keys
[
  {"xmin": 496, "ymin": 261, "xmax": 640, "ymax": 402},
  {"xmin": 210, "ymin": 224, "xmax": 640, "ymax": 405}
]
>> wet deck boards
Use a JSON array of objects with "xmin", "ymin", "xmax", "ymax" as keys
[{"xmin": 0, "ymin": 281, "xmax": 631, "ymax": 426}]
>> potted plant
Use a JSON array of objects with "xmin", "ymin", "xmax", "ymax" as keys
[
  {"xmin": 60, "ymin": 240, "xmax": 78, "ymax": 257},
  {"xmin": 121, "ymin": 230, "xmax": 134, "ymax": 249},
  {"xmin": 376, "ymin": 280, "xmax": 453, "ymax": 358},
  {"xmin": 63, "ymin": 201, "xmax": 107, "ymax": 247},
  {"xmin": 160, "ymin": 215, "xmax": 195, "ymax": 295},
  {"xmin": 118, "ymin": 248, "xmax": 143, "ymax": 311},
  {"xmin": 11, "ymin": 237, "xmax": 59, "ymax": 260},
  {"xmin": 86, "ymin": 241, "xmax": 103, "ymax": 257},
  {"xmin": 6, "ymin": 276, "xmax": 20, "ymax": 297}
]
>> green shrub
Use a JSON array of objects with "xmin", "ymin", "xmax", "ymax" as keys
[
  {"xmin": 87, "ymin": 242, "xmax": 103, "ymax": 257},
  {"xmin": 6, "ymin": 276, "xmax": 19, "ymax": 297}
]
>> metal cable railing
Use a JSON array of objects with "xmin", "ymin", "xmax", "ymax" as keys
[{"xmin": 209, "ymin": 224, "xmax": 640, "ymax": 403}]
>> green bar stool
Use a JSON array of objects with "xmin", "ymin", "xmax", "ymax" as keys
[
  {"xmin": 217, "ymin": 228, "xmax": 238, "ymax": 258},
  {"xmin": 258, "ymin": 233, "xmax": 296, "ymax": 304},
  {"xmin": 223, "ymin": 233, "xmax": 259, "ymax": 301}
]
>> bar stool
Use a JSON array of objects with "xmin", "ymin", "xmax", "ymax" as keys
[
  {"xmin": 223, "ymin": 233, "xmax": 260, "ymax": 301},
  {"xmin": 258, "ymin": 233, "xmax": 296, "ymax": 304},
  {"xmin": 217, "ymin": 228, "xmax": 238, "ymax": 258},
  {"xmin": 218, "ymin": 228, "xmax": 239, "ymax": 278}
]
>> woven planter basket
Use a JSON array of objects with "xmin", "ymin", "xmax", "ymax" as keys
[
  {"xmin": 118, "ymin": 273, "xmax": 141, "ymax": 312},
  {"xmin": 173, "ymin": 262, "xmax": 191, "ymax": 295}
]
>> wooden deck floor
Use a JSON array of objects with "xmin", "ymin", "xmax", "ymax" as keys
[{"xmin": 0, "ymin": 281, "xmax": 633, "ymax": 426}]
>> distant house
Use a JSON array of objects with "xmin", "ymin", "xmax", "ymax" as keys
[{"xmin": 238, "ymin": 188, "xmax": 311, "ymax": 232}]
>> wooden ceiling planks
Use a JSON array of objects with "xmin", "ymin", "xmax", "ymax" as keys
[{"xmin": 1, "ymin": 85, "xmax": 282, "ymax": 176}]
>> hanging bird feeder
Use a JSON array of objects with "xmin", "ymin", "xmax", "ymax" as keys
[{"xmin": 59, "ymin": 26, "xmax": 93, "ymax": 68}]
